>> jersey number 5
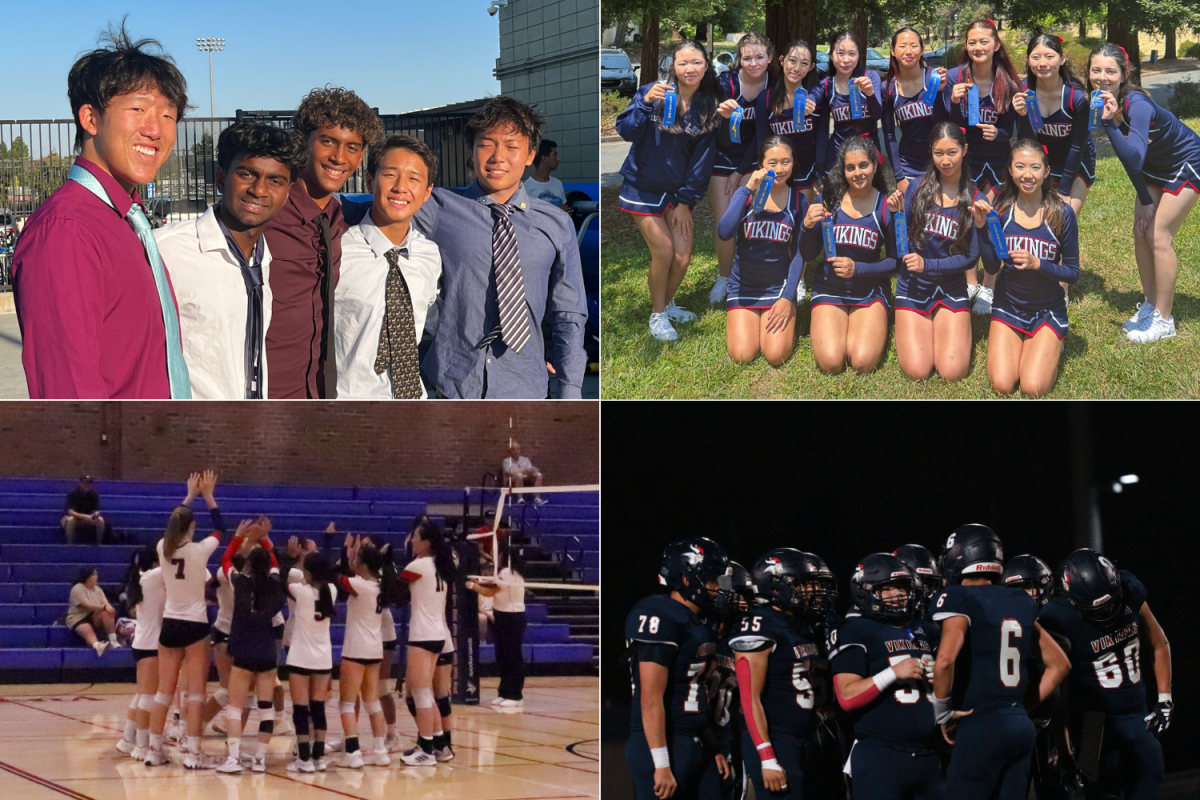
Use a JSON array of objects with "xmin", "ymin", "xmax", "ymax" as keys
[
  {"xmin": 1000, "ymin": 619, "xmax": 1023, "ymax": 688},
  {"xmin": 792, "ymin": 660, "xmax": 815, "ymax": 709},
  {"xmin": 888, "ymin": 655, "xmax": 921, "ymax": 704}
]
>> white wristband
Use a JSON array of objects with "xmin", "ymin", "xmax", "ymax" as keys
[
  {"xmin": 872, "ymin": 666, "xmax": 898, "ymax": 693},
  {"xmin": 760, "ymin": 757, "xmax": 782, "ymax": 772},
  {"xmin": 931, "ymin": 694, "xmax": 954, "ymax": 725},
  {"xmin": 1159, "ymin": 693, "xmax": 1173, "ymax": 704},
  {"xmin": 651, "ymin": 746, "xmax": 670, "ymax": 769}
]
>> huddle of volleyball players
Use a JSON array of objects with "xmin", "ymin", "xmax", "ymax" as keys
[
  {"xmin": 624, "ymin": 529, "xmax": 1173, "ymax": 800},
  {"xmin": 114, "ymin": 474, "xmax": 466, "ymax": 771},
  {"xmin": 617, "ymin": 24, "xmax": 1200, "ymax": 392}
]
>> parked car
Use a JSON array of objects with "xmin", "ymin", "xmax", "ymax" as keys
[
  {"xmin": 713, "ymin": 51, "xmax": 736, "ymax": 76},
  {"xmin": 601, "ymin": 48, "xmax": 637, "ymax": 96},
  {"xmin": 815, "ymin": 49, "xmax": 831, "ymax": 79},
  {"xmin": 866, "ymin": 49, "xmax": 890, "ymax": 72},
  {"xmin": 923, "ymin": 44, "xmax": 956, "ymax": 67}
]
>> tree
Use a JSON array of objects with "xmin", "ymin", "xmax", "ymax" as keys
[{"xmin": 765, "ymin": 0, "xmax": 820, "ymax": 55}]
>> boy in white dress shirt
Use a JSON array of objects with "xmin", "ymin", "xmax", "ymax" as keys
[
  {"xmin": 156, "ymin": 122, "xmax": 305, "ymax": 398},
  {"xmin": 334, "ymin": 135, "xmax": 442, "ymax": 398}
]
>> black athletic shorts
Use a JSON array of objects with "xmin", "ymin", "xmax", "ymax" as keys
[
  {"xmin": 287, "ymin": 665, "xmax": 332, "ymax": 677},
  {"xmin": 211, "ymin": 628, "xmax": 230, "ymax": 646},
  {"xmin": 133, "ymin": 647, "xmax": 158, "ymax": 663},
  {"xmin": 383, "ymin": 639, "xmax": 398, "ymax": 652},
  {"xmin": 408, "ymin": 640, "xmax": 443, "ymax": 654},
  {"xmin": 159, "ymin": 619, "xmax": 212, "ymax": 649},
  {"xmin": 234, "ymin": 656, "xmax": 278, "ymax": 674},
  {"xmin": 70, "ymin": 613, "xmax": 96, "ymax": 632},
  {"xmin": 342, "ymin": 656, "xmax": 382, "ymax": 666},
  {"xmin": 437, "ymin": 652, "xmax": 453, "ymax": 666}
]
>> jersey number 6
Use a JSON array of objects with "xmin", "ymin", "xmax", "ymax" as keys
[{"xmin": 1000, "ymin": 619, "xmax": 1023, "ymax": 688}]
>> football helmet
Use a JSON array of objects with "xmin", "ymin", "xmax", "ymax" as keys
[
  {"xmin": 1002, "ymin": 554, "xmax": 1054, "ymax": 607},
  {"xmin": 751, "ymin": 548, "xmax": 837, "ymax": 621},
  {"xmin": 659, "ymin": 537, "xmax": 731, "ymax": 610},
  {"xmin": 1060, "ymin": 548, "xmax": 1124, "ymax": 629},
  {"xmin": 850, "ymin": 553, "xmax": 916, "ymax": 623},
  {"xmin": 940, "ymin": 524, "xmax": 1004, "ymax": 585},
  {"xmin": 893, "ymin": 544, "xmax": 941, "ymax": 617},
  {"xmin": 714, "ymin": 560, "xmax": 757, "ymax": 618}
]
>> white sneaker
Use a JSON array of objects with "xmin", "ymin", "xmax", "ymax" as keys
[
  {"xmin": 325, "ymin": 737, "xmax": 343, "ymax": 753},
  {"xmin": 1127, "ymin": 310, "xmax": 1176, "ymax": 343},
  {"xmin": 708, "ymin": 275, "xmax": 728, "ymax": 304},
  {"xmin": 107, "ymin": 640, "xmax": 123, "ymax": 650},
  {"xmin": 433, "ymin": 745, "xmax": 455, "ymax": 762},
  {"xmin": 649, "ymin": 312, "xmax": 678, "ymax": 341},
  {"xmin": 796, "ymin": 277, "xmax": 808, "ymax": 304},
  {"xmin": 383, "ymin": 734, "xmax": 401, "ymax": 752},
  {"xmin": 144, "ymin": 748, "xmax": 169, "ymax": 767},
  {"xmin": 131, "ymin": 746, "xmax": 145, "ymax": 761},
  {"xmin": 165, "ymin": 720, "xmax": 183, "ymax": 744},
  {"xmin": 490, "ymin": 696, "xmax": 505, "ymax": 705},
  {"xmin": 664, "ymin": 300, "xmax": 696, "ymax": 323},
  {"xmin": 967, "ymin": 283, "xmax": 980, "ymax": 302},
  {"xmin": 368, "ymin": 748, "xmax": 391, "ymax": 766},
  {"xmin": 183, "ymin": 752, "xmax": 208, "ymax": 770},
  {"xmin": 497, "ymin": 698, "xmax": 524, "ymax": 708},
  {"xmin": 314, "ymin": 757, "xmax": 330, "ymax": 772},
  {"xmin": 1122, "ymin": 301, "xmax": 1155, "ymax": 332},
  {"xmin": 972, "ymin": 286, "xmax": 994, "ymax": 316},
  {"xmin": 93, "ymin": 641, "xmax": 108, "ymax": 656},
  {"xmin": 340, "ymin": 751, "xmax": 365, "ymax": 769},
  {"xmin": 287, "ymin": 759, "xmax": 316, "ymax": 773},
  {"xmin": 399, "ymin": 747, "xmax": 437, "ymax": 766},
  {"xmin": 215, "ymin": 756, "xmax": 242, "ymax": 774},
  {"xmin": 116, "ymin": 738, "xmax": 136, "ymax": 754},
  {"xmin": 251, "ymin": 755, "xmax": 266, "ymax": 773},
  {"xmin": 533, "ymin": 497, "xmax": 549, "ymax": 507}
]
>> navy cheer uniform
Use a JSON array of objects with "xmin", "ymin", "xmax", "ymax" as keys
[
  {"xmin": 831, "ymin": 615, "xmax": 944, "ymax": 800},
  {"xmin": 1038, "ymin": 571, "xmax": 1163, "ymax": 800},
  {"xmin": 228, "ymin": 572, "xmax": 285, "ymax": 674},
  {"xmin": 717, "ymin": 185, "xmax": 809, "ymax": 310},
  {"xmin": 942, "ymin": 66, "xmax": 1016, "ymax": 192},
  {"xmin": 699, "ymin": 631, "xmax": 743, "ymax": 800},
  {"xmin": 616, "ymin": 84, "xmax": 717, "ymax": 216},
  {"xmin": 932, "ymin": 584, "xmax": 1039, "ymax": 800},
  {"xmin": 715, "ymin": 72, "xmax": 761, "ymax": 177},
  {"xmin": 1105, "ymin": 90, "xmax": 1200, "ymax": 202},
  {"xmin": 801, "ymin": 190, "xmax": 898, "ymax": 309},
  {"xmin": 741, "ymin": 82, "xmax": 828, "ymax": 190},
  {"xmin": 625, "ymin": 594, "xmax": 715, "ymax": 800},
  {"xmin": 810, "ymin": 72, "xmax": 885, "ymax": 172},
  {"xmin": 882, "ymin": 69, "xmax": 947, "ymax": 182},
  {"xmin": 730, "ymin": 606, "xmax": 821, "ymax": 800},
  {"xmin": 979, "ymin": 203, "xmax": 1079, "ymax": 338},
  {"xmin": 895, "ymin": 179, "xmax": 983, "ymax": 314},
  {"xmin": 1017, "ymin": 81, "xmax": 1097, "ymax": 189}
]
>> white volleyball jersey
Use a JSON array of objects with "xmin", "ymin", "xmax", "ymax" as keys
[
  {"xmin": 158, "ymin": 533, "xmax": 221, "ymax": 623},
  {"xmin": 340, "ymin": 575, "xmax": 383, "ymax": 660},
  {"xmin": 282, "ymin": 568, "xmax": 303, "ymax": 647},
  {"xmin": 214, "ymin": 568, "xmax": 234, "ymax": 634},
  {"xmin": 402, "ymin": 557, "xmax": 450, "ymax": 643},
  {"xmin": 131, "ymin": 567, "xmax": 166, "ymax": 650},
  {"xmin": 286, "ymin": 580, "xmax": 339, "ymax": 671},
  {"xmin": 442, "ymin": 630, "xmax": 454, "ymax": 655},
  {"xmin": 381, "ymin": 607, "xmax": 398, "ymax": 643}
]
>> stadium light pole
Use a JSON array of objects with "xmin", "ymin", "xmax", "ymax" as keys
[{"xmin": 196, "ymin": 38, "xmax": 225, "ymax": 162}]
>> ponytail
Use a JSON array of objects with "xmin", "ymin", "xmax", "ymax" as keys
[
  {"xmin": 246, "ymin": 547, "xmax": 280, "ymax": 615},
  {"xmin": 303, "ymin": 554, "xmax": 338, "ymax": 621},
  {"xmin": 123, "ymin": 546, "xmax": 158, "ymax": 609},
  {"xmin": 415, "ymin": 521, "xmax": 458, "ymax": 585},
  {"xmin": 162, "ymin": 505, "xmax": 195, "ymax": 562}
]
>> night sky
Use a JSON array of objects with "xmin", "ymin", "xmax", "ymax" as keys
[{"xmin": 602, "ymin": 402, "xmax": 1197, "ymax": 774}]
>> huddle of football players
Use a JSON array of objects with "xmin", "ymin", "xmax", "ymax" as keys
[{"xmin": 623, "ymin": 525, "xmax": 1173, "ymax": 800}]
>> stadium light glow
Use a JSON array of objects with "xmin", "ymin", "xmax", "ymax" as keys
[{"xmin": 1119, "ymin": 474, "xmax": 1140, "ymax": 485}]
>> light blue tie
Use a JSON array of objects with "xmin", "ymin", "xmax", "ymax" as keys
[{"xmin": 68, "ymin": 165, "xmax": 191, "ymax": 398}]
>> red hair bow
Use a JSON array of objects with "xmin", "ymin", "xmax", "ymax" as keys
[
  {"xmin": 1117, "ymin": 45, "xmax": 1130, "ymax": 66},
  {"xmin": 1054, "ymin": 35, "xmax": 1063, "ymax": 44},
  {"xmin": 959, "ymin": 126, "xmax": 967, "ymax": 134},
  {"xmin": 1042, "ymin": 144, "xmax": 1049, "ymax": 154},
  {"xmin": 985, "ymin": 18, "xmax": 996, "ymax": 26}
]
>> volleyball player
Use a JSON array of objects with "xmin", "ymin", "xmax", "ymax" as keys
[
  {"xmin": 146, "ymin": 470, "xmax": 224, "ymax": 769},
  {"xmin": 379, "ymin": 605, "xmax": 401, "ymax": 750},
  {"xmin": 286, "ymin": 551, "xmax": 339, "ymax": 772},
  {"xmin": 123, "ymin": 547, "xmax": 164, "ymax": 761},
  {"xmin": 203, "ymin": 543, "xmax": 236, "ymax": 734},
  {"xmin": 810, "ymin": 31, "xmax": 883, "ymax": 174},
  {"xmin": 882, "ymin": 27, "xmax": 948, "ymax": 193}
]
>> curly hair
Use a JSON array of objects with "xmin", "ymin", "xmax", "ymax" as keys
[
  {"xmin": 217, "ymin": 121, "xmax": 308, "ymax": 180},
  {"xmin": 466, "ymin": 95, "xmax": 546, "ymax": 154},
  {"xmin": 367, "ymin": 134, "xmax": 439, "ymax": 185},
  {"xmin": 820, "ymin": 136, "xmax": 888, "ymax": 213},
  {"xmin": 293, "ymin": 86, "xmax": 383, "ymax": 146}
]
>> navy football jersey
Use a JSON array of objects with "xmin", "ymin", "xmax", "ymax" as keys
[
  {"xmin": 626, "ymin": 594, "xmax": 716, "ymax": 736},
  {"xmin": 1037, "ymin": 570, "xmax": 1149, "ymax": 715},
  {"xmin": 728, "ymin": 605, "xmax": 821, "ymax": 737},
  {"xmin": 932, "ymin": 584, "xmax": 1038, "ymax": 713},
  {"xmin": 705, "ymin": 631, "xmax": 739, "ymax": 751},
  {"xmin": 830, "ymin": 615, "xmax": 938, "ymax": 747}
]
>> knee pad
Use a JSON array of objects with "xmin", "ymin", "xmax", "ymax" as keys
[
  {"xmin": 292, "ymin": 704, "xmax": 311, "ymax": 736},
  {"xmin": 214, "ymin": 687, "xmax": 229, "ymax": 706},
  {"xmin": 129, "ymin": 694, "xmax": 141, "ymax": 710},
  {"xmin": 309, "ymin": 700, "xmax": 327, "ymax": 730},
  {"xmin": 153, "ymin": 692, "xmax": 172, "ymax": 707},
  {"xmin": 405, "ymin": 694, "xmax": 417, "ymax": 719},
  {"xmin": 186, "ymin": 692, "xmax": 206, "ymax": 707},
  {"xmin": 365, "ymin": 700, "xmax": 383, "ymax": 716},
  {"xmin": 340, "ymin": 701, "xmax": 357, "ymax": 716},
  {"xmin": 138, "ymin": 694, "xmax": 157, "ymax": 713},
  {"xmin": 259, "ymin": 718, "xmax": 275, "ymax": 735},
  {"xmin": 413, "ymin": 687, "xmax": 435, "ymax": 709},
  {"xmin": 435, "ymin": 696, "xmax": 451, "ymax": 719},
  {"xmin": 224, "ymin": 704, "xmax": 242, "ymax": 723},
  {"xmin": 258, "ymin": 699, "xmax": 273, "ymax": 712}
]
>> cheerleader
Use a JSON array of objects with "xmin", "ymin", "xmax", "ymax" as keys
[
  {"xmin": 398, "ymin": 520, "xmax": 457, "ymax": 766},
  {"xmin": 976, "ymin": 139, "xmax": 1080, "ymax": 397},
  {"xmin": 146, "ymin": 471, "xmax": 224, "ymax": 769},
  {"xmin": 800, "ymin": 137, "xmax": 898, "ymax": 375},
  {"xmin": 1089, "ymin": 42, "xmax": 1200, "ymax": 342},
  {"xmin": 882, "ymin": 27, "xmax": 948, "ymax": 192},
  {"xmin": 709, "ymin": 33, "xmax": 773, "ymax": 305},
  {"xmin": 809, "ymin": 31, "xmax": 883, "ymax": 174},
  {"xmin": 889, "ymin": 122, "xmax": 981, "ymax": 381},
  {"xmin": 215, "ymin": 527, "xmax": 285, "ymax": 773},
  {"xmin": 615, "ymin": 39, "xmax": 721, "ymax": 341},
  {"xmin": 744, "ymin": 40, "xmax": 824, "ymax": 203},
  {"xmin": 943, "ymin": 19, "xmax": 1021, "ymax": 313},
  {"xmin": 285, "ymin": 551, "xmax": 339, "ymax": 773},
  {"xmin": 715, "ymin": 136, "xmax": 807, "ymax": 366},
  {"xmin": 121, "ymin": 547, "xmax": 164, "ymax": 761}
]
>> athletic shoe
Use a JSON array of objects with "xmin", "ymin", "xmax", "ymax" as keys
[
  {"xmin": 116, "ymin": 738, "xmax": 136, "ymax": 754},
  {"xmin": 252, "ymin": 755, "xmax": 266, "ymax": 773},
  {"xmin": 183, "ymin": 752, "xmax": 208, "ymax": 770},
  {"xmin": 107, "ymin": 640, "xmax": 123, "ymax": 650},
  {"xmin": 383, "ymin": 734, "xmax": 402, "ymax": 753},
  {"xmin": 93, "ymin": 641, "xmax": 108, "ymax": 656},
  {"xmin": 215, "ymin": 756, "xmax": 242, "ymax": 774},
  {"xmin": 340, "ymin": 751, "xmax": 365, "ymax": 769},
  {"xmin": 490, "ymin": 696, "xmax": 505, "ymax": 705},
  {"xmin": 325, "ymin": 738, "xmax": 344, "ymax": 753},
  {"xmin": 796, "ymin": 277, "xmax": 808, "ymax": 304},
  {"xmin": 533, "ymin": 498, "xmax": 549, "ymax": 508},
  {"xmin": 399, "ymin": 748, "xmax": 437, "ymax": 766},
  {"xmin": 971, "ymin": 286, "xmax": 993, "ymax": 316},
  {"xmin": 967, "ymin": 283, "xmax": 980, "ymax": 302},
  {"xmin": 165, "ymin": 720, "xmax": 183, "ymax": 744},
  {"xmin": 708, "ymin": 275, "xmax": 728, "ymax": 304},
  {"xmin": 144, "ymin": 748, "xmax": 169, "ymax": 767},
  {"xmin": 287, "ymin": 759, "xmax": 316, "ymax": 773},
  {"xmin": 368, "ymin": 748, "xmax": 391, "ymax": 766},
  {"xmin": 497, "ymin": 698, "xmax": 524, "ymax": 708},
  {"xmin": 1122, "ymin": 301, "xmax": 1155, "ymax": 332},
  {"xmin": 664, "ymin": 300, "xmax": 696, "ymax": 323},
  {"xmin": 433, "ymin": 745, "xmax": 455, "ymax": 762},
  {"xmin": 131, "ymin": 746, "xmax": 145, "ymax": 762},
  {"xmin": 649, "ymin": 312, "xmax": 678, "ymax": 341},
  {"xmin": 314, "ymin": 757, "xmax": 330, "ymax": 772},
  {"xmin": 1127, "ymin": 311, "xmax": 1176, "ymax": 343}
]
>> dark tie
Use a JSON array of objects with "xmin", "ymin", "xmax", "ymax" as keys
[
  {"xmin": 315, "ymin": 213, "xmax": 338, "ymax": 399},
  {"xmin": 480, "ymin": 203, "xmax": 531, "ymax": 353},
  {"xmin": 374, "ymin": 247, "xmax": 423, "ymax": 399},
  {"xmin": 237, "ymin": 256, "xmax": 265, "ymax": 399}
]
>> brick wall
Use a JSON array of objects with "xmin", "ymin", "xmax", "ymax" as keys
[{"xmin": 0, "ymin": 403, "xmax": 598, "ymax": 488}]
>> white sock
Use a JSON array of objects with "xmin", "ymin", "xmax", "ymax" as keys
[
  {"xmin": 123, "ymin": 720, "xmax": 137, "ymax": 742},
  {"xmin": 386, "ymin": 724, "xmax": 396, "ymax": 738},
  {"xmin": 187, "ymin": 735, "xmax": 200, "ymax": 754},
  {"xmin": 93, "ymin": 641, "xmax": 104, "ymax": 653},
  {"xmin": 136, "ymin": 728, "xmax": 149, "ymax": 749},
  {"xmin": 149, "ymin": 734, "xmax": 163, "ymax": 751},
  {"xmin": 256, "ymin": 741, "xmax": 267, "ymax": 758},
  {"xmin": 228, "ymin": 738, "xmax": 240, "ymax": 759}
]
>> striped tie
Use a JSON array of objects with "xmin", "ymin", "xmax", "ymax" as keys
[{"xmin": 481, "ymin": 202, "xmax": 531, "ymax": 354}]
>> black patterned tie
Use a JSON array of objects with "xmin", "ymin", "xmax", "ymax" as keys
[
  {"xmin": 316, "ymin": 213, "xmax": 338, "ymax": 399},
  {"xmin": 480, "ymin": 202, "xmax": 531, "ymax": 353},
  {"xmin": 374, "ymin": 247, "xmax": 423, "ymax": 399}
]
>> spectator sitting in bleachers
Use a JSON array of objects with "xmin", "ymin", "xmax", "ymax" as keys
[
  {"xmin": 61, "ymin": 475, "xmax": 113, "ymax": 543},
  {"xmin": 67, "ymin": 568, "xmax": 121, "ymax": 656},
  {"xmin": 501, "ymin": 441, "xmax": 547, "ymax": 507}
]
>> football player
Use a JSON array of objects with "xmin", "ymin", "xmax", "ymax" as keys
[
  {"xmin": 625, "ymin": 537, "xmax": 732, "ymax": 799},
  {"xmin": 894, "ymin": 544, "xmax": 943, "ymax": 623},
  {"xmin": 731, "ymin": 549, "xmax": 831, "ymax": 800},
  {"xmin": 831, "ymin": 553, "xmax": 944, "ymax": 800},
  {"xmin": 1038, "ymin": 549, "xmax": 1171, "ymax": 800},
  {"xmin": 930, "ymin": 525, "xmax": 1071, "ymax": 800}
]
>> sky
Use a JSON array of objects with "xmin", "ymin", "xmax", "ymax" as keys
[{"xmin": 1, "ymin": 1, "xmax": 503, "ymax": 121}]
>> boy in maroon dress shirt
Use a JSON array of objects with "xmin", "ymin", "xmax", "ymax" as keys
[{"xmin": 12, "ymin": 23, "xmax": 189, "ymax": 398}]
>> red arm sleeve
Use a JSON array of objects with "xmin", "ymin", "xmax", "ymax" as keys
[
  {"xmin": 221, "ymin": 536, "xmax": 244, "ymax": 576},
  {"xmin": 834, "ymin": 672, "xmax": 884, "ymax": 711},
  {"xmin": 261, "ymin": 538, "xmax": 278, "ymax": 568},
  {"xmin": 735, "ymin": 657, "xmax": 776, "ymax": 763},
  {"xmin": 337, "ymin": 576, "xmax": 358, "ymax": 597},
  {"xmin": 400, "ymin": 570, "xmax": 422, "ymax": 583}
]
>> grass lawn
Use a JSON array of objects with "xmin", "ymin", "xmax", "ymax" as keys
[
  {"xmin": 600, "ymin": 118, "xmax": 1200, "ymax": 398},
  {"xmin": 602, "ymin": 92, "xmax": 630, "ymax": 137}
]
